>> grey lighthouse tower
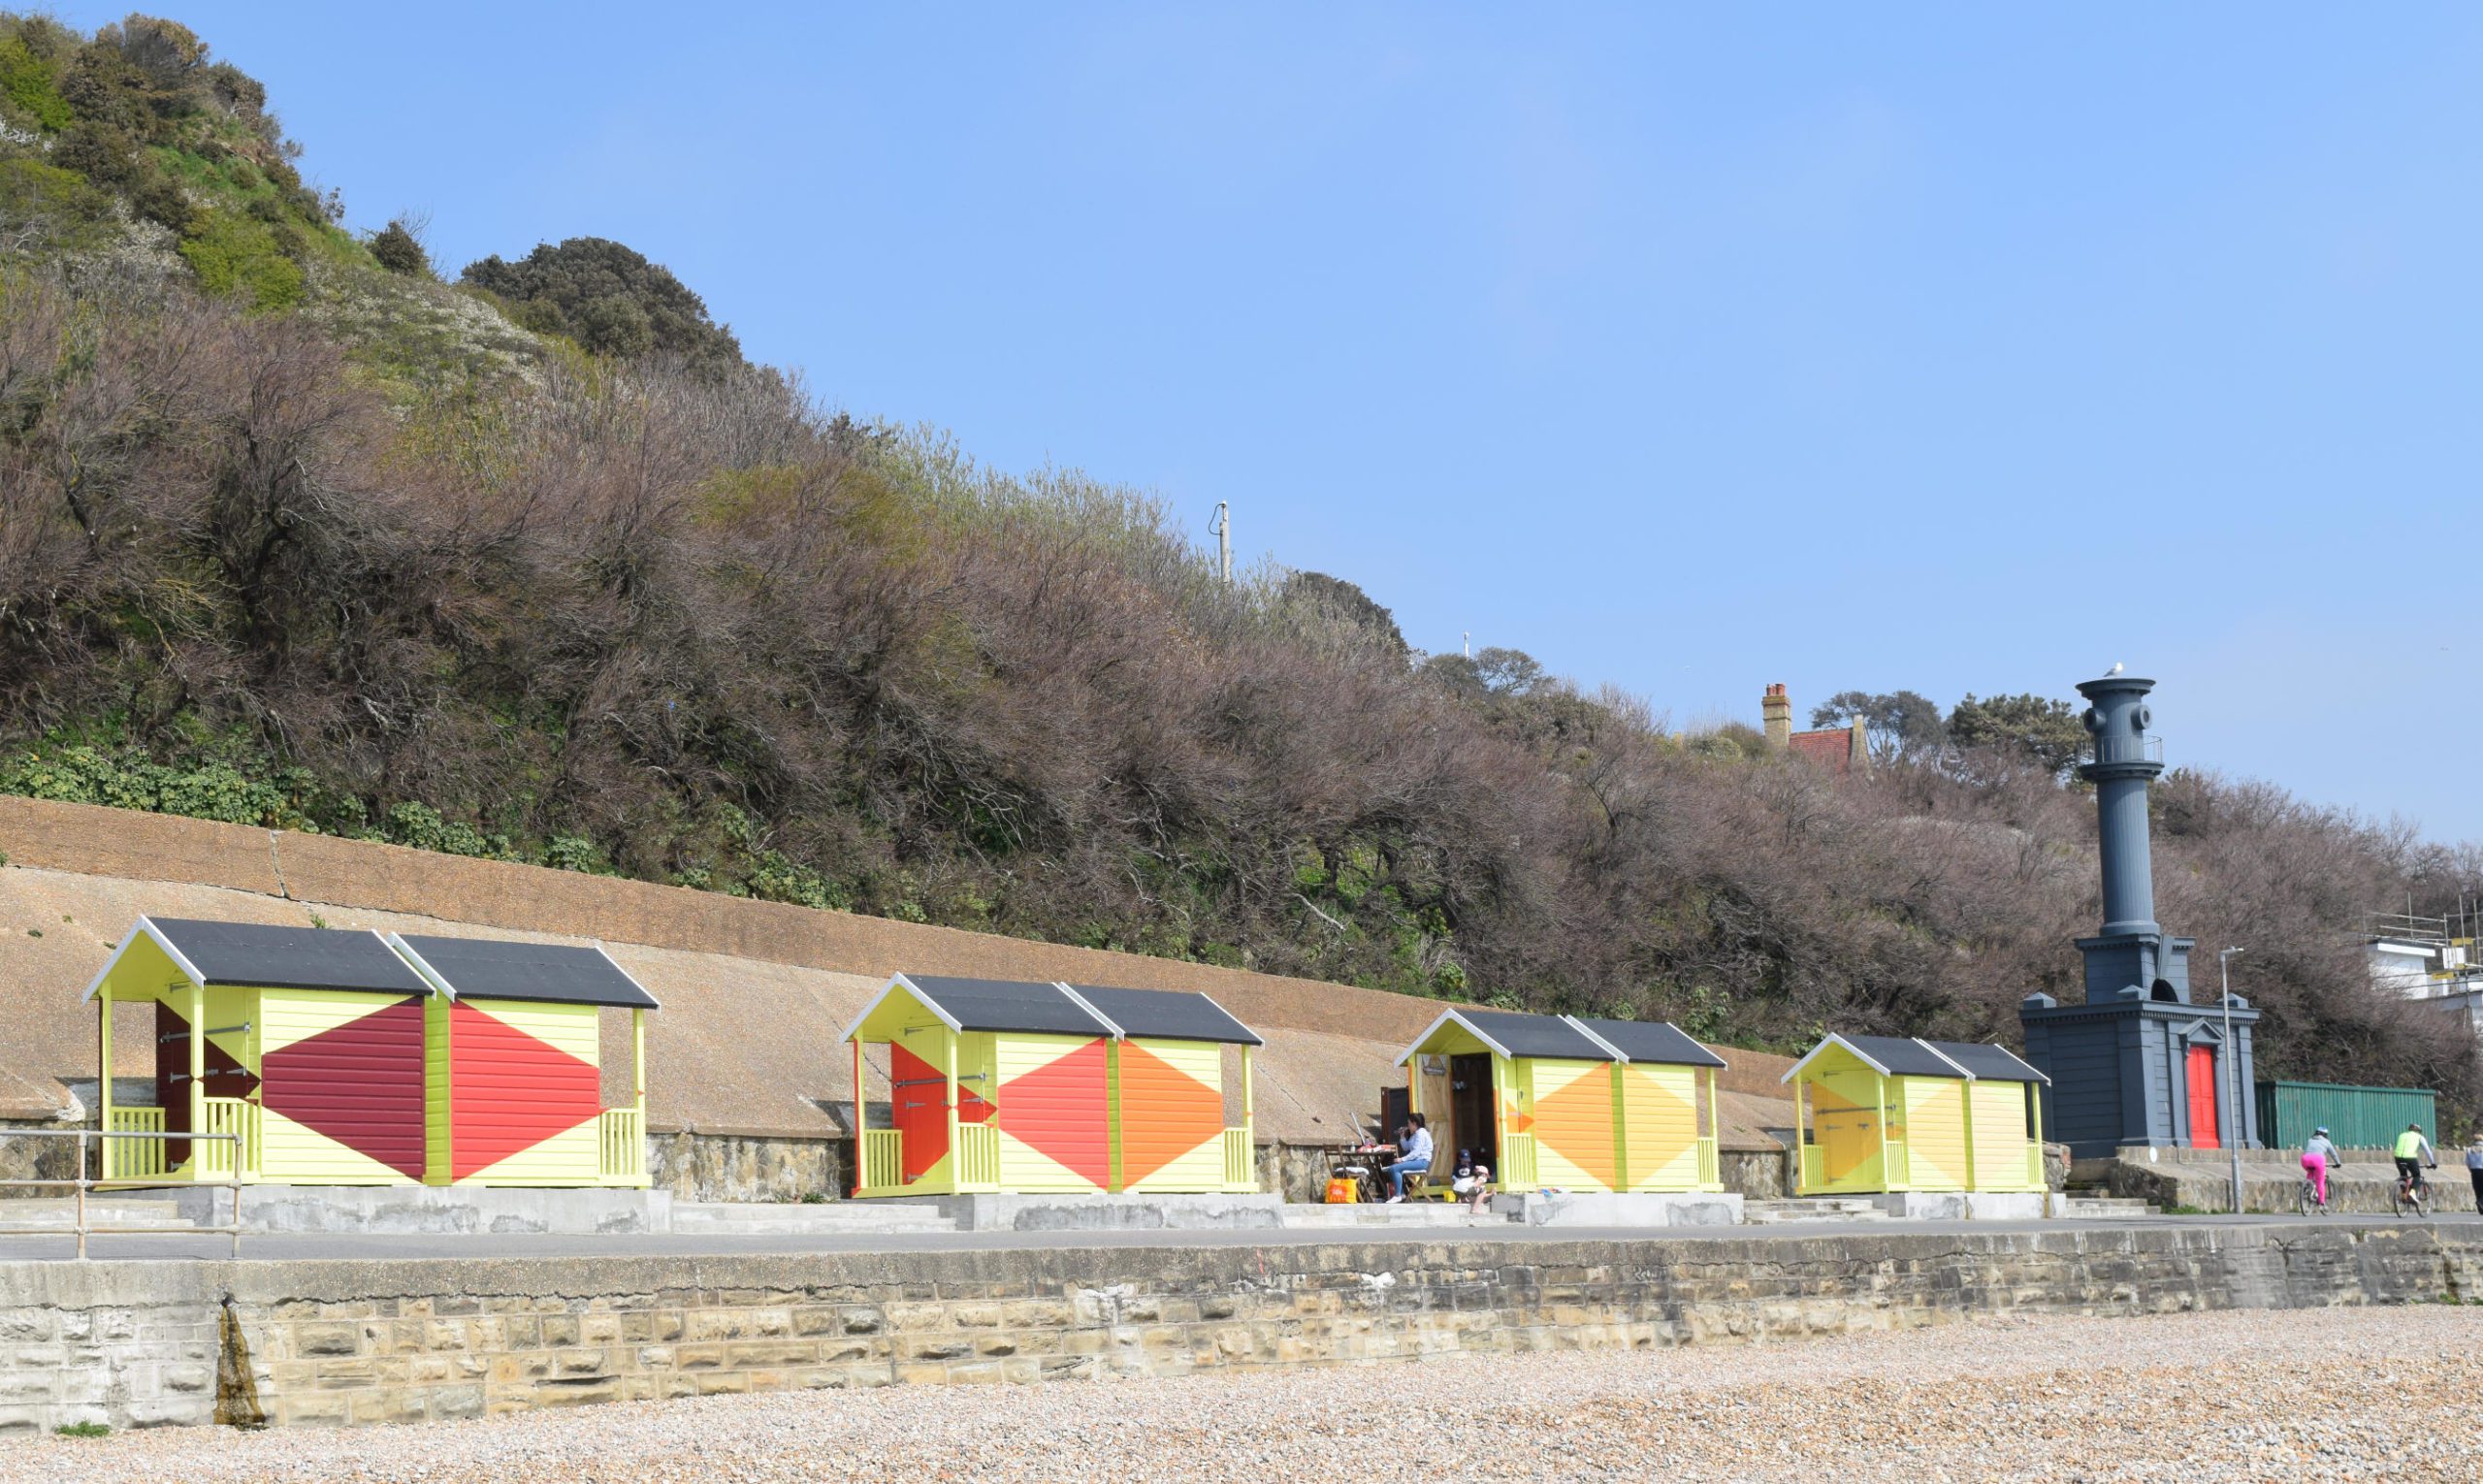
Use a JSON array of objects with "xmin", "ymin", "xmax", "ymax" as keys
[{"xmin": 2020, "ymin": 671, "xmax": 2260, "ymax": 1157}]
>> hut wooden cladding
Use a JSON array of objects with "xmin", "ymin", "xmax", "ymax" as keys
[
  {"xmin": 844, "ymin": 974, "xmax": 1264, "ymax": 1197},
  {"xmin": 84, "ymin": 918, "xmax": 657, "ymax": 1188},
  {"xmin": 1395, "ymin": 1008, "xmax": 1729, "ymax": 1194},
  {"xmin": 1784, "ymin": 1034, "xmax": 2050, "ymax": 1196}
]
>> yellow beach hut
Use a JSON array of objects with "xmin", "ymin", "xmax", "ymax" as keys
[
  {"xmin": 1393, "ymin": 1008, "xmax": 1727, "ymax": 1195},
  {"xmin": 1783, "ymin": 1034, "xmax": 2048, "ymax": 1196},
  {"xmin": 386, "ymin": 933, "xmax": 658, "ymax": 1188},
  {"xmin": 87, "ymin": 918, "xmax": 439, "ymax": 1186},
  {"xmin": 844, "ymin": 974, "xmax": 1261, "ymax": 1198},
  {"xmin": 85, "ymin": 917, "xmax": 657, "ymax": 1189}
]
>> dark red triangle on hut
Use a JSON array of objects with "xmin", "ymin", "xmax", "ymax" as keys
[{"xmin": 260, "ymin": 996, "xmax": 428, "ymax": 1179}]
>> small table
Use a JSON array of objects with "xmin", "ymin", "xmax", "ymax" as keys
[{"xmin": 1320, "ymin": 1143, "xmax": 1398, "ymax": 1203}]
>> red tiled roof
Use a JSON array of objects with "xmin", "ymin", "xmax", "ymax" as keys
[{"xmin": 1787, "ymin": 728, "xmax": 1854, "ymax": 773}]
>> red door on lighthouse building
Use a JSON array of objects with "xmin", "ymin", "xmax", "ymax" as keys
[{"xmin": 2184, "ymin": 1045, "xmax": 2220, "ymax": 1149}]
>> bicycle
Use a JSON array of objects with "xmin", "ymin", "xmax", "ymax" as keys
[
  {"xmin": 2394, "ymin": 1167, "xmax": 2432, "ymax": 1218},
  {"xmin": 2297, "ymin": 1171, "xmax": 2331, "ymax": 1216}
]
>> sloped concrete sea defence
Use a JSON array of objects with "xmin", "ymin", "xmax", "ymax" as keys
[{"xmin": 4, "ymin": 1222, "xmax": 2479, "ymax": 1432}]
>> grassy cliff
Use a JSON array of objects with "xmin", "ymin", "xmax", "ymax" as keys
[{"xmin": 1, "ymin": 12, "xmax": 2475, "ymax": 1112}]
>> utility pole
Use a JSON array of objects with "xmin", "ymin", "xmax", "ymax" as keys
[
  {"xmin": 1213, "ymin": 502, "xmax": 1231, "ymax": 585},
  {"xmin": 1463, "ymin": 631, "xmax": 1470, "ymax": 658},
  {"xmin": 2220, "ymin": 947, "xmax": 2244, "ymax": 1214}
]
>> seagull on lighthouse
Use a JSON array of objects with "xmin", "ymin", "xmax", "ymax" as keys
[{"xmin": 2107, "ymin": 661, "xmax": 2124, "ymax": 675}]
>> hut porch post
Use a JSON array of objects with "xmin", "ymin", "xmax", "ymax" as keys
[
  {"xmin": 851, "ymin": 1038, "xmax": 865, "ymax": 1198},
  {"xmin": 631, "ymin": 1008, "xmax": 646, "ymax": 1120},
  {"xmin": 1241, "ymin": 1044, "xmax": 1255, "ymax": 1149},
  {"xmin": 1704, "ymin": 1065, "xmax": 1722, "ymax": 1191},
  {"xmin": 97, "ymin": 987, "xmax": 113, "ymax": 1184},
  {"xmin": 1490, "ymin": 1052, "xmax": 1509, "ymax": 1192},
  {"xmin": 187, "ymin": 980, "xmax": 206, "ymax": 1178},
  {"xmin": 1873, "ymin": 1071, "xmax": 1891, "ymax": 1192},
  {"xmin": 1791, "ymin": 1073, "xmax": 1808, "ymax": 1195},
  {"xmin": 942, "ymin": 1029, "xmax": 962, "ymax": 1195},
  {"xmin": 1959, "ymin": 1070, "xmax": 1980, "ymax": 1191}
]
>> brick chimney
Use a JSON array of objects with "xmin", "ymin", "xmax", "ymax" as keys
[{"xmin": 1761, "ymin": 683, "xmax": 1792, "ymax": 751}]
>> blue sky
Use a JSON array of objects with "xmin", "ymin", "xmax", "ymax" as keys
[{"xmin": 78, "ymin": 5, "xmax": 2483, "ymax": 844}]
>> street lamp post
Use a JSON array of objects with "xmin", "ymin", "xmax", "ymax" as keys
[{"xmin": 2220, "ymin": 947, "xmax": 2244, "ymax": 1214}]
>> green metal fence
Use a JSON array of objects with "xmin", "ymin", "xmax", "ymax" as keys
[{"xmin": 2255, "ymin": 1081, "xmax": 2437, "ymax": 1150}]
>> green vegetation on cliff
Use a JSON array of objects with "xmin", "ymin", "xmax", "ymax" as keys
[{"xmin": 1, "ymin": 13, "xmax": 2475, "ymax": 1112}]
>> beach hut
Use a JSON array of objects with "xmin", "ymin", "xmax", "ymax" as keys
[
  {"xmin": 842, "ymin": 974, "xmax": 1262, "ymax": 1197},
  {"xmin": 88, "ymin": 917, "xmax": 440, "ymax": 1185},
  {"xmin": 386, "ymin": 933, "xmax": 659, "ymax": 1187},
  {"xmin": 1393, "ymin": 1008, "xmax": 1727, "ymax": 1195},
  {"xmin": 85, "ymin": 917, "xmax": 657, "ymax": 1188},
  {"xmin": 1782, "ymin": 1034, "xmax": 2048, "ymax": 1196}
]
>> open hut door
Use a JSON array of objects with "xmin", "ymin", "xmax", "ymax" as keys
[
  {"xmin": 1450, "ymin": 1053, "xmax": 1495, "ymax": 1167},
  {"xmin": 154, "ymin": 999, "xmax": 259, "ymax": 1166},
  {"xmin": 890, "ymin": 1036, "xmax": 992, "ymax": 1182},
  {"xmin": 2184, "ymin": 1045, "xmax": 2220, "ymax": 1150}
]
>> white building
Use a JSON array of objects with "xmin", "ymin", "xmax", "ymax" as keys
[{"xmin": 2365, "ymin": 915, "xmax": 2483, "ymax": 1039}]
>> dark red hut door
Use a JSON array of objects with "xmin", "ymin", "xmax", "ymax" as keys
[{"xmin": 2185, "ymin": 1046, "xmax": 2220, "ymax": 1149}]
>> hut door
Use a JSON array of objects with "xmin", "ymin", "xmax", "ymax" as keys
[
  {"xmin": 2185, "ymin": 1046, "xmax": 2220, "ymax": 1149},
  {"xmin": 1450, "ymin": 1054, "xmax": 1495, "ymax": 1166}
]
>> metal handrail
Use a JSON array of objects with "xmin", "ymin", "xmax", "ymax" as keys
[{"xmin": 0, "ymin": 1127, "xmax": 242, "ymax": 1259}]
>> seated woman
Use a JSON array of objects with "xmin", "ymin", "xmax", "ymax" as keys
[{"xmin": 1382, "ymin": 1113, "xmax": 1433, "ymax": 1202}]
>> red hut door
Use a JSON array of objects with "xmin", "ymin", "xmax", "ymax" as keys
[{"xmin": 2184, "ymin": 1046, "xmax": 2220, "ymax": 1150}]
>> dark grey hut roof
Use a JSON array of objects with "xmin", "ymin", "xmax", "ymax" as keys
[
  {"xmin": 1454, "ymin": 1009, "xmax": 1610, "ymax": 1059},
  {"xmin": 1925, "ymin": 1040, "xmax": 2049, "ymax": 1084},
  {"xmin": 900, "ymin": 976, "xmax": 1113, "ymax": 1036},
  {"xmin": 1068, "ymin": 985, "xmax": 1263, "ymax": 1046},
  {"xmin": 145, "ymin": 918, "xmax": 432, "ymax": 995},
  {"xmin": 1839, "ymin": 1035, "xmax": 1969, "ymax": 1078},
  {"xmin": 1572, "ymin": 1017, "xmax": 1727, "ymax": 1068},
  {"xmin": 392, "ymin": 934, "xmax": 659, "ymax": 1010}
]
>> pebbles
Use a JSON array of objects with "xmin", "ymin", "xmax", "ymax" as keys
[{"xmin": 16, "ymin": 1307, "xmax": 2483, "ymax": 1483}]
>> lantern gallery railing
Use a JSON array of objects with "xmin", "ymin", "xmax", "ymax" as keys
[
  {"xmin": 104, "ymin": 1106, "xmax": 168, "ymax": 1180},
  {"xmin": 1221, "ymin": 1127, "xmax": 1254, "ymax": 1191},
  {"xmin": 953, "ymin": 1123, "xmax": 1000, "ymax": 1191},
  {"xmin": 597, "ymin": 1108, "xmax": 645, "ymax": 1184}
]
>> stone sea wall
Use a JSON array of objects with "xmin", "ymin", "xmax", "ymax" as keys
[{"xmin": 4, "ymin": 1222, "xmax": 2478, "ymax": 1432}]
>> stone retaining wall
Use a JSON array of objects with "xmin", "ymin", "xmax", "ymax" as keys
[
  {"xmin": 5, "ymin": 1222, "xmax": 2479, "ymax": 1432},
  {"xmin": 647, "ymin": 1129, "xmax": 849, "ymax": 1205}
]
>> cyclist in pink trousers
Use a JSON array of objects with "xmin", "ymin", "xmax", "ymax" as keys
[{"xmin": 2300, "ymin": 1127, "xmax": 2339, "ymax": 1209}]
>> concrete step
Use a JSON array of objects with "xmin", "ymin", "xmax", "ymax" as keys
[
  {"xmin": 2056, "ymin": 1196, "xmax": 2157, "ymax": 1218},
  {"xmin": 0, "ymin": 1197, "xmax": 191, "ymax": 1231},
  {"xmin": 669, "ymin": 1202, "xmax": 957, "ymax": 1234},
  {"xmin": 1280, "ymin": 1202, "xmax": 1506, "ymax": 1227},
  {"xmin": 1743, "ymin": 1198, "xmax": 1889, "ymax": 1224}
]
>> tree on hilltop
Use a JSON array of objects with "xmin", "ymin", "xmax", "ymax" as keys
[
  {"xmin": 1948, "ymin": 692, "xmax": 2086, "ymax": 779},
  {"xmin": 1811, "ymin": 689, "xmax": 1947, "ymax": 763},
  {"xmin": 460, "ymin": 236, "xmax": 742, "ymax": 368}
]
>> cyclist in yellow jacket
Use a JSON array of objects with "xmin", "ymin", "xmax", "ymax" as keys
[{"xmin": 2393, "ymin": 1123, "xmax": 2436, "ymax": 1201}]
